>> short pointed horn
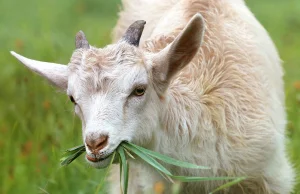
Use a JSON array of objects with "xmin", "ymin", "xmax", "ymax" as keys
[
  {"xmin": 10, "ymin": 51, "xmax": 68, "ymax": 90},
  {"xmin": 75, "ymin": 30, "xmax": 90, "ymax": 49},
  {"xmin": 122, "ymin": 20, "xmax": 146, "ymax": 46}
]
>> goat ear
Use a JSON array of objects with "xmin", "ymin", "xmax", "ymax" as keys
[
  {"xmin": 152, "ymin": 14, "xmax": 205, "ymax": 93},
  {"xmin": 11, "ymin": 51, "xmax": 68, "ymax": 90},
  {"xmin": 75, "ymin": 30, "xmax": 90, "ymax": 49}
]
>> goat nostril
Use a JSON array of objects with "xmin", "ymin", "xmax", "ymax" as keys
[
  {"xmin": 85, "ymin": 135, "xmax": 109, "ymax": 153},
  {"xmin": 96, "ymin": 135, "xmax": 108, "ymax": 150},
  {"xmin": 96, "ymin": 136, "xmax": 108, "ymax": 148}
]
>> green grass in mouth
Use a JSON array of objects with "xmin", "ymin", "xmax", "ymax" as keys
[{"xmin": 61, "ymin": 141, "xmax": 245, "ymax": 194}]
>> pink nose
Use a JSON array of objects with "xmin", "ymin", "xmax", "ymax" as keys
[{"xmin": 85, "ymin": 135, "xmax": 108, "ymax": 155}]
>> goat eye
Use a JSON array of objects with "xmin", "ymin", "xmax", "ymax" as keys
[
  {"xmin": 134, "ymin": 87, "xmax": 146, "ymax": 96},
  {"xmin": 69, "ymin": 96, "xmax": 76, "ymax": 104}
]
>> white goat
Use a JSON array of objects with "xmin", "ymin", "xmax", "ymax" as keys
[{"xmin": 11, "ymin": 0, "xmax": 294, "ymax": 193}]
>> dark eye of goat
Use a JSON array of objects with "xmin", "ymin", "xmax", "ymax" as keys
[
  {"xmin": 134, "ymin": 87, "xmax": 146, "ymax": 96},
  {"xmin": 69, "ymin": 96, "xmax": 76, "ymax": 104}
]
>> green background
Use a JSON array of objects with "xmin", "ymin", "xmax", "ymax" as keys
[{"xmin": 0, "ymin": 0, "xmax": 299, "ymax": 193}]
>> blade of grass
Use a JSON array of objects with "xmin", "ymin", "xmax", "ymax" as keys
[
  {"xmin": 125, "ymin": 162, "xmax": 129, "ymax": 194},
  {"xmin": 117, "ymin": 146, "xmax": 129, "ymax": 194},
  {"xmin": 60, "ymin": 148, "xmax": 85, "ymax": 166},
  {"xmin": 94, "ymin": 152, "xmax": 116, "ymax": 194},
  {"xmin": 122, "ymin": 143, "xmax": 172, "ymax": 176},
  {"xmin": 171, "ymin": 175, "xmax": 243, "ymax": 182},
  {"xmin": 122, "ymin": 144, "xmax": 174, "ymax": 185},
  {"xmin": 209, "ymin": 177, "xmax": 246, "ymax": 194},
  {"xmin": 123, "ymin": 147, "xmax": 135, "ymax": 159},
  {"xmin": 119, "ymin": 152, "xmax": 123, "ymax": 194},
  {"xmin": 65, "ymin": 144, "xmax": 85, "ymax": 153},
  {"xmin": 171, "ymin": 182, "xmax": 182, "ymax": 194},
  {"xmin": 157, "ymin": 170, "xmax": 174, "ymax": 183},
  {"xmin": 60, "ymin": 145, "xmax": 85, "ymax": 166},
  {"xmin": 125, "ymin": 142, "xmax": 210, "ymax": 169}
]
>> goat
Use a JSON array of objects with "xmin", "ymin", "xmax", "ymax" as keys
[{"xmin": 11, "ymin": 0, "xmax": 294, "ymax": 193}]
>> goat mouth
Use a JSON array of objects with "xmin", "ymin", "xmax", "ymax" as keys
[
  {"xmin": 85, "ymin": 152, "xmax": 115, "ymax": 169},
  {"xmin": 86, "ymin": 153, "xmax": 112, "ymax": 163}
]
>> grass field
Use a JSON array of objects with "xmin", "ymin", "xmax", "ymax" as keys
[{"xmin": 0, "ymin": 0, "xmax": 299, "ymax": 193}]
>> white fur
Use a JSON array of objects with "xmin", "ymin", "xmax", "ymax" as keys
[{"xmin": 11, "ymin": 0, "xmax": 295, "ymax": 193}]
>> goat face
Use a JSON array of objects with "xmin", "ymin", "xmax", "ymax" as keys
[
  {"xmin": 67, "ymin": 42, "xmax": 159, "ymax": 168},
  {"xmin": 11, "ymin": 14, "xmax": 205, "ymax": 168}
]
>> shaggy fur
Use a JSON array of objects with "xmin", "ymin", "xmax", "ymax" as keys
[{"xmin": 111, "ymin": 0, "xmax": 295, "ymax": 193}]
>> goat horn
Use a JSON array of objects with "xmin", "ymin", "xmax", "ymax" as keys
[
  {"xmin": 75, "ymin": 30, "xmax": 90, "ymax": 49},
  {"xmin": 122, "ymin": 20, "xmax": 146, "ymax": 46}
]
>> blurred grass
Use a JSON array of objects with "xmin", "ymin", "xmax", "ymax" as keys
[{"xmin": 0, "ymin": 0, "xmax": 299, "ymax": 193}]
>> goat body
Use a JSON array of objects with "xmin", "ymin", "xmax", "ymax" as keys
[
  {"xmin": 111, "ymin": 0, "xmax": 294, "ymax": 193},
  {"xmin": 11, "ymin": 0, "xmax": 295, "ymax": 193}
]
